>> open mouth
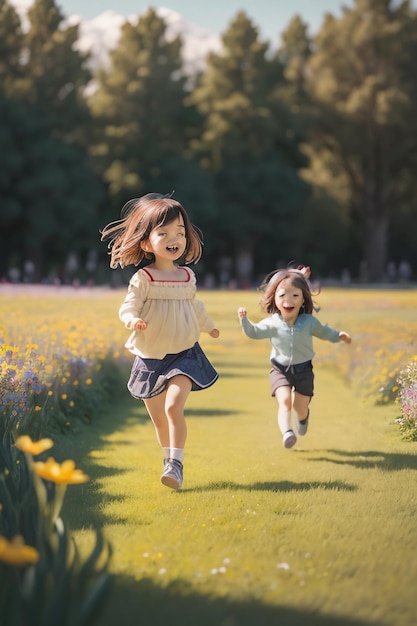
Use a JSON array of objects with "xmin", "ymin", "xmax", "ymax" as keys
[{"xmin": 166, "ymin": 245, "xmax": 179, "ymax": 252}]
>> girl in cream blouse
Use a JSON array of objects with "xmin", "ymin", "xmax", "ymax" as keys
[{"xmin": 101, "ymin": 193, "xmax": 219, "ymax": 490}]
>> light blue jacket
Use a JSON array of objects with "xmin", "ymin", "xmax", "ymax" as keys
[{"xmin": 240, "ymin": 313, "xmax": 340, "ymax": 367}]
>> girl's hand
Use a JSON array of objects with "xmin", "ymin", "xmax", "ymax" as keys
[
  {"xmin": 210, "ymin": 328, "xmax": 220, "ymax": 338},
  {"xmin": 299, "ymin": 265, "xmax": 311, "ymax": 279},
  {"xmin": 134, "ymin": 318, "xmax": 148, "ymax": 331},
  {"xmin": 238, "ymin": 307, "xmax": 247, "ymax": 318},
  {"xmin": 339, "ymin": 331, "xmax": 351, "ymax": 344}
]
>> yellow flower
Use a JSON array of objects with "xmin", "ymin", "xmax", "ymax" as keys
[
  {"xmin": 33, "ymin": 457, "xmax": 88, "ymax": 484},
  {"xmin": 15, "ymin": 435, "xmax": 54, "ymax": 456},
  {"xmin": 0, "ymin": 535, "xmax": 39, "ymax": 567}
]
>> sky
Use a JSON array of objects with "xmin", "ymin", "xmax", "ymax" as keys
[
  {"xmin": 52, "ymin": 0, "xmax": 353, "ymax": 42},
  {"xmin": 13, "ymin": 1, "xmax": 417, "ymax": 43}
]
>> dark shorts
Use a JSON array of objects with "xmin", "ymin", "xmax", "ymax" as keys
[
  {"xmin": 270, "ymin": 360, "xmax": 314, "ymax": 397},
  {"xmin": 127, "ymin": 342, "xmax": 218, "ymax": 399}
]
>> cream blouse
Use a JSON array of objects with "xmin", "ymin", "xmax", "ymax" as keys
[{"xmin": 119, "ymin": 266, "xmax": 216, "ymax": 359}]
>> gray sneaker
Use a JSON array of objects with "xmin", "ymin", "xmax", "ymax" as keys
[
  {"xmin": 295, "ymin": 410, "xmax": 309, "ymax": 436},
  {"xmin": 161, "ymin": 458, "xmax": 183, "ymax": 489},
  {"xmin": 283, "ymin": 429, "xmax": 297, "ymax": 449}
]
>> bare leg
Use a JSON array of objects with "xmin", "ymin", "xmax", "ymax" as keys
[
  {"xmin": 158, "ymin": 375, "xmax": 192, "ymax": 490},
  {"xmin": 292, "ymin": 391, "xmax": 311, "ymax": 437},
  {"xmin": 293, "ymin": 392, "xmax": 310, "ymax": 421},
  {"xmin": 164, "ymin": 375, "xmax": 192, "ymax": 449},
  {"xmin": 143, "ymin": 392, "xmax": 170, "ymax": 448}
]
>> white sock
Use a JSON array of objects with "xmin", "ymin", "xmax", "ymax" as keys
[
  {"xmin": 278, "ymin": 410, "xmax": 292, "ymax": 435},
  {"xmin": 163, "ymin": 447, "xmax": 170, "ymax": 460},
  {"xmin": 170, "ymin": 448, "xmax": 184, "ymax": 463}
]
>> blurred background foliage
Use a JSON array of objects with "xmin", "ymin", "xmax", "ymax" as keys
[{"xmin": 1, "ymin": 0, "xmax": 417, "ymax": 285}]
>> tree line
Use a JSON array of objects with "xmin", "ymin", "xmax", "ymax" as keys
[{"xmin": 1, "ymin": 0, "xmax": 417, "ymax": 285}]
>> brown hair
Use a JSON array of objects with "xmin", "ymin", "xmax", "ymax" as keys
[
  {"xmin": 260, "ymin": 269, "xmax": 314, "ymax": 315},
  {"xmin": 100, "ymin": 194, "xmax": 203, "ymax": 269}
]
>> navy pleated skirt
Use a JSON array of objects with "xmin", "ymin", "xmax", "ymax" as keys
[{"xmin": 127, "ymin": 342, "xmax": 218, "ymax": 399}]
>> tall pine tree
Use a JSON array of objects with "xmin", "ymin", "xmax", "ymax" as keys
[
  {"xmin": 276, "ymin": 15, "xmax": 351, "ymax": 274},
  {"xmin": 189, "ymin": 12, "xmax": 309, "ymax": 279},
  {"xmin": 302, "ymin": 0, "xmax": 417, "ymax": 280},
  {"xmin": 23, "ymin": 0, "xmax": 91, "ymax": 142},
  {"xmin": 0, "ymin": 0, "xmax": 103, "ymax": 281},
  {"xmin": 0, "ymin": 0, "xmax": 24, "ymax": 96},
  {"xmin": 90, "ymin": 8, "xmax": 196, "ymax": 217}
]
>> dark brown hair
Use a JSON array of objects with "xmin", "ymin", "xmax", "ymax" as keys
[
  {"xmin": 100, "ymin": 194, "xmax": 203, "ymax": 269},
  {"xmin": 260, "ymin": 269, "xmax": 314, "ymax": 315}
]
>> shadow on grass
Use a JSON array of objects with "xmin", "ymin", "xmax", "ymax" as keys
[
  {"xmin": 211, "ymin": 360, "xmax": 268, "ymax": 378},
  {"xmin": 304, "ymin": 449, "xmax": 417, "ymax": 471},
  {"xmin": 208, "ymin": 370, "xmax": 266, "ymax": 380},
  {"xmin": 57, "ymin": 393, "xmax": 149, "ymax": 530},
  {"xmin": 212, "ymin": 360, "xmax": 267, "ymax": 370},
  {"xmin": 58, "ymin": 400, "xmax": 236, "ymax": 529},
  {"xmin": 182, "ymin": 479, "xmax": 356, "ymax": 494},
  {"xmin": 99, "ymin": 575, "xmax": 384, "ymax": 626},
  {"xmin": 187, "ymin": 408, "xmax": 237, "ymax": 417},
  {"xmin": 62, "ymin": 468, "xmax": 132, "ymax": 529}
]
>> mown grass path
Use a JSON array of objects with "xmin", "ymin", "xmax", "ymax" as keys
[{"xmin": 59, "ymin": 290, "xmax": 417, "ymax": 626}]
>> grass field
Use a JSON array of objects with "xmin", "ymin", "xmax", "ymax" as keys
[{"xmin": 40, "ymin": 286, "xmax": 417, "ymax": 626}]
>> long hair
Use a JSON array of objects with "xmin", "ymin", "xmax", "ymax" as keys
[
  {"xmin": 100, "ymin": 193, "xmax": 203, "ymax": 269},
  {"xmin": 259, "ymin": 269, "xmax": 315, "ymax": 315}
]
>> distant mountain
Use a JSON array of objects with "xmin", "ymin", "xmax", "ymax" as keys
[{"xmin": 9, "ymin": 1, "xmax": 222, "ymax": 76}]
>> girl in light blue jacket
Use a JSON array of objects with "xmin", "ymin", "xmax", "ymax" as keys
[{"xmin": 238, "ymin": 268, "xmax": 351, "ymax": 449}]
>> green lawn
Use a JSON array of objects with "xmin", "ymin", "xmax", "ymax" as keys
[{"xmin": 58, "ymin": 289, "xmax": 417, "ymax": 626}]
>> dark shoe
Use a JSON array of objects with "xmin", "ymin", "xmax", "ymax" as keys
[{"xmin": 295, "ymin": 410, "xmax": 309, "ymax": 436}]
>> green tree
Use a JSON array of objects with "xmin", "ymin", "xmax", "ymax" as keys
[
  {"xmin": 0, "ymin": 96, "xmax": 103, "ymax": 281},
  {"xmin": 0, "ymin": 0, "xmax": 103, "ymax": 281},
  {"xmin": 89, "ymin": 7, "xmax": 202, "ymax": 221},
  {"xmin": 278, "ymin": 15, "xmax": 312, "ymax": 108},
  {"xmin": 302, "ymin": 0, "xmax": 417, "ymax": 280},
  {"xmin": 22, "ymin": 0, "xmax": 91, "ymax": 142},
  {"xmin": 276, "ymin": 15, "xmax": 351, "ymax": 275},
  {"xmin": 0, "ymin": 0, "xmax": 24, "ymax": 96},
  {"xmin": 189, "ymin": 12, "xmax": 309, "ymax": 279}
]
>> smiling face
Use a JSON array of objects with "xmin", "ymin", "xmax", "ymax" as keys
[
  {"xmin": 274, "ymin": 277, "xmax": 305, "ymax": 324},
  {"xmin": 142, "ymin": 213, "xmax": 187, "ymax": 266}
]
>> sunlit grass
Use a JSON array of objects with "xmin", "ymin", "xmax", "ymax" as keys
[
  {"xmin": 1, "ymin": 285, "xmax": 417, "ymax": 624},
  {"xmin": 45, "ymin": 285, "xmax": 417, "ymax": 626}
]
